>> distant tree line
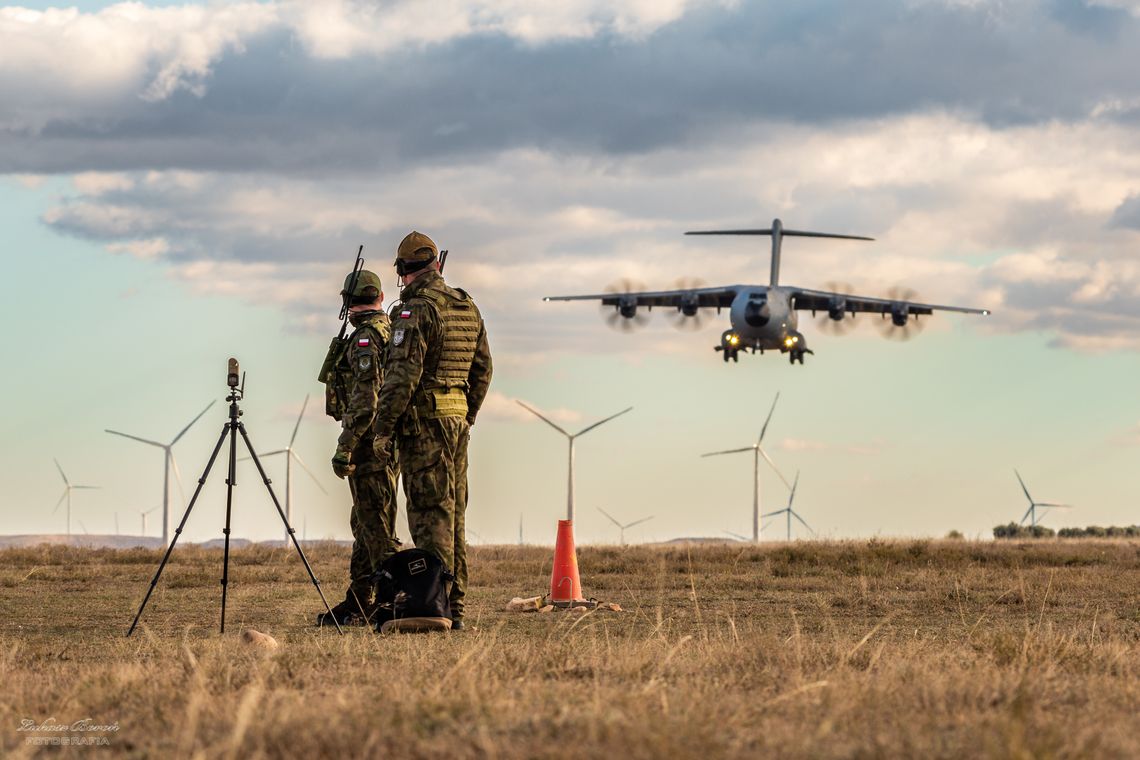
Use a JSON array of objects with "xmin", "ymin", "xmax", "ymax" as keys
[{"xmin": 993, "ymin": 522, "xmax": 1140, "ymax": 539}]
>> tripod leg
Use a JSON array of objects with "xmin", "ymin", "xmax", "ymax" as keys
[
  {"xmin": 127, "ymin": 423, "xmax": 230, "ymax": 637},
  {"xmin": 219, "ymin": 416, "xmax": 239, "ymax": 634},
  {"xmin": 238, "ymin": 422, "xmax": 344, "ymax": 634}
]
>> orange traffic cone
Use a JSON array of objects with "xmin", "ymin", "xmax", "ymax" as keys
[{"xmin": 550, "ymin": 519, "xmax": 586, "ymax": 604}]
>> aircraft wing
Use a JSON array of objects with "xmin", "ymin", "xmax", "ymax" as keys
[
  {"xmin": 544, "ymin": 285, "xmax": 738, "ymax": 309},
  {"xmin": 790, "ymin": 287, "xmax": 990, "ymax": 316}
]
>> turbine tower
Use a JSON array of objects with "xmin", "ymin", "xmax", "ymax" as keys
[
  {"xmin": 597, "ymin": 507, "xmax": 653, "ymax": 545},
  {"xmin": 516, "ymin": 401, "xmax": 632, "ymax": 522},
  {"xmin": 249, "ymin": 395, "xmax": 326, "ymax": 544},
  {"xmin": 52, "ymin": 459, "xmax": 99, "ymax": 537},
  {"xmin": 1015, "ymin": 469, "xmax": 1072, "ymax": 527},
  {"xmin": 105, "ymin": 400, "xmax": 215, "ymax": 545},
  {"xmin": 139, "ymin": 506, "xmax": 160, "ymax": 537},
  {"xmin": 701, "ymin": 393, "xmax": 791, "ymax": 542},
  {"xmin": 760, "ymin": 470, "xmax": 815, "ymax": 541}
]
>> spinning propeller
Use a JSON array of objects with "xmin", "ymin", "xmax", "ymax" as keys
[
  {"xmin": 665, "ymin": 277, "xmax": 710, "ymax": 331},
  {"xmin": 601, "ymin": 278, "xmax": 650, "ymax": 331},
  {"xmin": 815, "ymin": 281, "xmax": 858, "ymax": 336},
  {"xmin": 876, "ymin": 286, "xmax": 926, "ymax": 341}
]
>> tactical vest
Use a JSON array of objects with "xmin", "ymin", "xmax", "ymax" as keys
[
  {"xmin": 409, "ymin": 281, "xmax": 481, "ymax": 419},
  {"xmin": 318, "ymin": 312, "xmax": 388, "ymax": 421}
]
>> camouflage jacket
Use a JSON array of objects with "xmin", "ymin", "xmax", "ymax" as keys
[
  {"xmin": 335, "ymin": 310, "xmax": 391, "ymax": 459},
  {"xmin": 372, "ymin": 271, "xmax": 493, "ymax": 442}
]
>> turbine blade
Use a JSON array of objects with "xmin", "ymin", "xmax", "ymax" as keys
[
  {"xmin": 170, "ymin": 453, "xmax": 187, "ymax": 505},
  {"xmin": 73, "ymin": 485, "xmax": 100, "ymax": 490},
  {"xmin": 792, "ymin": 511, "xmax": 816, "ymax": 536},
  {"xmin": 105, "ymin": 430, "xmax": 165, "ymax": 448},
  {"xmin": 624, "ymin": 516, "xmax": 654, "ymax": 529},
  {"xmin": 253, "ymin": 450, "xmax": 288, "ymax": 458},
  {"xmin": 1019, "ymin": 506, "xmax": 1033, "ymax": 525},
  {"xmin": 54, "ymin": 458, "xmax": 69, "ymax": 487},
  {"xmin": 596, "ymin": 507, "xmax": 623, "ymax": 528},
  {"xmin": 575, "ymin": 406, "xmax": 633, "ymax": 437},
  {"xmin": 700, "ymin": 447, "xmax": 754, "ymax": 457},
  {"xmin": 787, "ymin": 470, "xmax": 800, "ymax": 509},
  {"xmin": 758, "ymin": 392, "xmax": 780, "ymax": 443},
  {"xmin": 1035, "ymin": 503, "xmax": 1072, "ymax": 509},
  {"xmin": 142, "ymin": 506, "xmax": 160, "ymax": 515},
  {"xmin": 292, "ymin": 453, "xmax": 329, "ymax": 494},
  {"xmin": 723, "ymin": 530, "xmax": 749, "ymax": 541},
  {"xmin": 289, "ymin": 395, "xmax": 310, "ymax": 447},
  {"xmin": 1014, "ymin": 469, "xmax": 1033, "ymax": 504},
  {"xmin": 516, "ymin": 400, "xmax": 570, "ymax": 437},
  {"xmin": 170, "ymin": 400, "xmax": 216, "ymax": 445},
  {"xmin": 53, "ymin": 491, "xmax": 67, "ymax": 513},
  {"xmin": 757, "ymin": 446, "xmax": 792, "ymax": 489},
  {"xmin": 760, "ymin": 508, "xmax": 785, "ymax": 518}
]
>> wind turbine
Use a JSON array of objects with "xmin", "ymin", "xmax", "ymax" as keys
[
  {"xmin": 518, "ymin": 513, "xmax": 524, "ymax": 546},
  {"xmin": 760, "ymin": 470, "xmax": 814, "ymax": 541},
  {"xmin": 139, "ymin": 506, "xmax": 160, "ymax": 537},
  {"xmin": 247, "ymin": 395, "xmax": 326, "ymax": 544},
  {"xmin": 106, "ymin": 401, "xmax": 215, "ymax": 545},
  {"xmin": 597, "ymin": 507, "xmax": 653, "ymax": 545},
  {"xmin": 1015, "ymin": 469, "xmax": 1072, "ymax": 527},
  {"xmin": 52, "ymin": 459, "xmax": 99, "ymax": 537},
  {"xmin": 516, "ymin": 401, "xmax": 633, "ymax": 522},
  {"xmin": 701, "ymin": 393, "xmax": 791, "ymax": 542}
]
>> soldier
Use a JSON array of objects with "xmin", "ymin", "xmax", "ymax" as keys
[
  {"xmin": 371, "ymin": 231, "xmax": 492, "ymax": 631},
  {"xmin": 317, "ymin": 269, "xmax": 401, "ymax": 626}
]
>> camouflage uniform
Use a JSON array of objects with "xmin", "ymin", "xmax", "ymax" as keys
[
  {"xmin": 334, "ymin": 309, "xmax": 401, "ymax": 604},
  {"xmin": 320, "ymin": 270, "xmax": 401, "ymax": 621},
  {"xmin": 372, "ymin": 233, "xmax": 492, "ymax": 623}
]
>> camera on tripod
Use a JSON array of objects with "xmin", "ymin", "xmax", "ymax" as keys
[
  {"xmin": 126, "ymin": 356, "xmax": 342, "ymax": 636},
  {"xmin": 227, "ymin": 357, "xmax": 240, "ymax": 388}
]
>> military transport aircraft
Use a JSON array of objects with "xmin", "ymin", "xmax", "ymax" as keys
[{"xmin": 544, "ymin": 219, "xmax": 990, "ymax": 363}]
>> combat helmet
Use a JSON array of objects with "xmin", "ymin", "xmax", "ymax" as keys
[
  {"xmin": 342, "ymin": 269, "xmax": 383, "ymax": 305},
  {"xmin": 394, "ymin": 231, "xmax": 438, "ymax": 275}
]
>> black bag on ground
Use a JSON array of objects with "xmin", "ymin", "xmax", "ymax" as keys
[{"xmin": 372, "ymin": 548, "xmax": 454, "ymax": 628}]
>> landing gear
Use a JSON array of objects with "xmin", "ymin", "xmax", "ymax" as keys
[
  {"xmin": 716, "ymin": 330, "xmax": 742, "ymax": 363},
  {"xmin": 716, "ymin": 345, "xmax": 740, "ymax": 363},
  {"xmin": 788, "ymin": 349, "xmax": 812, "ymax": 365}
]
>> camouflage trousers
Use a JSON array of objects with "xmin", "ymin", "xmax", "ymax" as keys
[
  {"xmin": 347, "ymin": 457, "xmax": 400, "ymax": 601},
  {"xmin": 397, "ymin": 416, "xmax": 471, "ymax": 620}
]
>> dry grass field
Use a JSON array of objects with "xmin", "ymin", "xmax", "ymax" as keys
[{"xmin": 1, "ymin": 540, "xmax": 1139, "ymax": 759}]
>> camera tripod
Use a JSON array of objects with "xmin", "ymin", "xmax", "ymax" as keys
[{"xmin": 127, "ymin": 364, "xmax": 343, "ymax": 636}]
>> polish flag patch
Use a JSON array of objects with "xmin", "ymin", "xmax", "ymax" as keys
[
  {"xmin": 358, "ymin": 338, "xmax": 370, "ymax": 347},
  {"xmin": 399, "ymin": 310, "xmax": 413, "ymax": 319}
]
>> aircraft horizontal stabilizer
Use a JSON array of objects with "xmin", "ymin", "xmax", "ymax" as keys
[{"xmin": 685, "ymin": 229, "xmax": 873, "ymax": 241}]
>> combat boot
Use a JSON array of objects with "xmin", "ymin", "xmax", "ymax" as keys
[{"xmin": 316, "ymin": 593, "xmax": 371, "ymax": 627}]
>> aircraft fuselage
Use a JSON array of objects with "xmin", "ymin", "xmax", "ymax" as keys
[{"xmin": 725, "ymin": 286, "xmax": 807, "ymax": 355}]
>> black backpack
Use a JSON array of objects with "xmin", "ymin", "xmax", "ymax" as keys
[{"xmin": 372, "ymin": 549, "xmax": 454, "ymax": 628}]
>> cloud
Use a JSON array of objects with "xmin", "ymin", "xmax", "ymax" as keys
[
  {"xmin": 105, "ymin": 237, "xmax": 169, "ymax": 260},
  {"xmin": 8, "ymin": 2, "xmax": 1140, "ymax": 357},
  {"xmin": 32, "ymin": 110, "xmax": 1140, "ymax": 353},
  {"xmin": 3, "ymin": 1, "xmax": 1140, "ymax": 175},
  {"xmin": 478, "ymin": 392, "xmax": 584, "ymax": 425},
  {"xmin": 1109, "ymin": 194, "xmax": 1140, "ymax": 230},
  {"xmin": 1110, "ymin": 422, "xmax": 1140, "ymax": 446},
  {"xmin": 777, "ymin": 437, "xmax": 881, "ymax": 455}
]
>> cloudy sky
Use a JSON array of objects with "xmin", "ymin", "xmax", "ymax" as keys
[{"xmin": 2, "ymin": 0, "xmax": 1139, "ymax": 545}]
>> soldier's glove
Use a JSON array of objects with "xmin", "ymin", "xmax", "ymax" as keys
[
  {"xmin": 331, "ymin": 449, "xmax": 355, "ymax": 479},
  {"xmin": 372, "ymin": 434, "xmax": 393, "ymax": 467}
]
